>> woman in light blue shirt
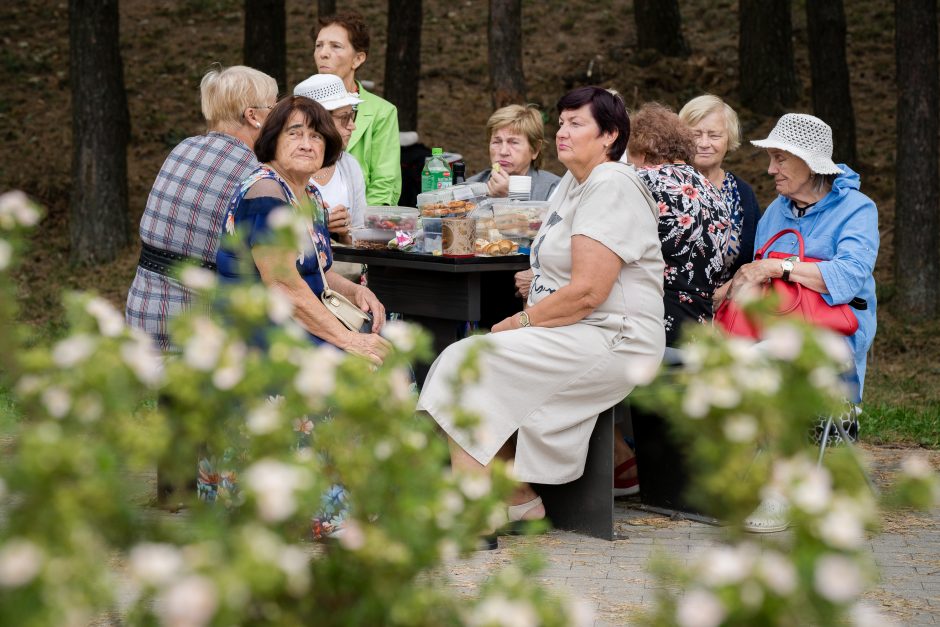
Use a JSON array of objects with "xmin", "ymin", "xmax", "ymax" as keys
[{"xmin": 724, "ymin": 114, "xmax": 878, "ymax": 405}]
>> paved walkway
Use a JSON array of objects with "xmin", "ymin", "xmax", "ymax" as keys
[{"xmin": 446, "ymin": 446, "xmax": 940, "ymax": 626}]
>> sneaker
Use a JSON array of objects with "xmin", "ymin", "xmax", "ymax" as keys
[{"xmin": 743, "ymin": 497, "xmax": 790, "ymax": 533}]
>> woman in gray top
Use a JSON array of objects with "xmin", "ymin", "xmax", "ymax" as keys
[{"xmin": 467, "ymin": 104, "xmax": 561, "ymax": 201}]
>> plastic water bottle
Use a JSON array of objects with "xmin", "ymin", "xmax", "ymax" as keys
[{"xmin": 421, "ymin": 147, "xmax": 453, "ymax": 192}]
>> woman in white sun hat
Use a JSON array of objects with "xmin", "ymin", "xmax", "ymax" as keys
[
  {"xmin": 294, "ymin": 73, "xmax": 368, "ymax": 246},
  {"xmin": 726, "ymin": 113, "xmax": 879, "ymax": 533}
]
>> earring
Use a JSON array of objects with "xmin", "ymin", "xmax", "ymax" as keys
[{"xmin": 255, "ymin": 122, "xmax": 261, "ymax": 129}]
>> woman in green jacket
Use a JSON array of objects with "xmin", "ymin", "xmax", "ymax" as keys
[{"xmin": 313, "ymin": 11, "xmax": 401, "ymax": 206}]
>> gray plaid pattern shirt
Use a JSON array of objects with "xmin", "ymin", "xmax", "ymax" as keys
[{"xmin": 125, "ymin": 132, "xmax": 258, "ymax": 351}]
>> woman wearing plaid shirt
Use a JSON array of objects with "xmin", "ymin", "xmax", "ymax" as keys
[{"xmin": 125, "ymin": 65, "xmax": 278, "ymax": 351}]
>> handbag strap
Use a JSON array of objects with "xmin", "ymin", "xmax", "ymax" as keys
[{"xmin": 755, "ymin": 228, "xmax": 805, "ymax": 261}]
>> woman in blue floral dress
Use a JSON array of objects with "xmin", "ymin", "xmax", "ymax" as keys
[{"xmin": 202, "ymin": 96, "xmax": 391, "ymax": 536}]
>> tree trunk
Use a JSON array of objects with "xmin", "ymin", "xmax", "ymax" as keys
[
  {"xmin": 634, "ymin": 0, "xmax": 690, "ymax": 57},
  {"xmin": 318, "ymin": 0, "xmax": 335, "ymax": 17},
  {"xmin": 894, "ymin": 0, "xmax": 939, "ymax": 319},
  {"xmin": 806, "ymin": 0, "xmax": 857, "ymax": 166},
  {"xmin": 384, "ymin": 0, "xmax": 422, "ymax": 132},
  {"xmin": 488, "ymin": 0, "xmax": 526, "ymax": 109},
  {"xmin": 739, "ymin": 0, "xmax": 800, "ymax": 115},
  {"xmin": 68, "ymin": 0, "xmax": 130, "ymax": 265},
  {"xmin": 244, "ymin": 0, "xmax": 286, "ymax": 93}
]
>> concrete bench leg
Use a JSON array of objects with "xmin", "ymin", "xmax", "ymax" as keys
[{"xmin": 534, "ymin": 407, "xmax": 615, "ymax": 540}]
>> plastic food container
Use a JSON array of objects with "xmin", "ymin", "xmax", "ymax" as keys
[
  {"xmin": 418, "ymin": 183, "xmax": 487, "ymax": 219},
  {"xmin": 421, "ymin": 217, "xmax": 443, "ymax": 254},
  {"xmin": 491, "ymin": 200, "xmax": 550, "ymax": 239},
  {"xmin": 363, "ymin": 206, "xmax": 419, "ymax": 231}
]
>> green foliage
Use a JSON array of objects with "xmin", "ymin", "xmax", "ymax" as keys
[
  {"xmin": 633, "ymin": 314, "xmax": 940, "ymax": 626},
  {"xmin": 0, "ymin": 192, "xmax": 582, "ymax": 626}
]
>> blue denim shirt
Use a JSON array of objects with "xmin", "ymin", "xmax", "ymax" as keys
[{"xmin": 754, "ymin": 165, "xmax": 878, "ymax": 401}]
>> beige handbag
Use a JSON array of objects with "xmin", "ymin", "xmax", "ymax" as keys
[{"xmin": 314, "ymin": 248, "xmax": 372, "ymax": 333}]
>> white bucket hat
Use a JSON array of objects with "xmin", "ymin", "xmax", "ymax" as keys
[
  {"xmin": 751, "ymin": 113, "xmax": 844, "ymax": 175},
  {"xmin": 293, "ymin": 74, "xmax": 363, "ymax": 111}
]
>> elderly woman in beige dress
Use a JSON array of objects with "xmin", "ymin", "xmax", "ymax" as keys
[{"xmin": 417, "ymin": 87, "xmax": 665, "ymax": 544}]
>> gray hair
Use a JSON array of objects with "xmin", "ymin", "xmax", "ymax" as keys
[{"xmin": 810, "ymin": 172, "xmax": 837, "ymax": 194}]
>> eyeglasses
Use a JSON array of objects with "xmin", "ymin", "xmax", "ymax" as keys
[
  {"xmin": 250, "ymin": 104, "xmax": 275, "ymax": 110},
  {"xmin": 331, "ymin": 109, "xmax": 358, "ymax": 126}
]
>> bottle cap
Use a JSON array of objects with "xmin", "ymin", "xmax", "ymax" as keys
[{"xmin": 431, "ymin": 147, "xmax": 443, "ymax": 155}]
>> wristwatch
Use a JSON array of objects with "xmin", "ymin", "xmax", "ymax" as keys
[
  {"xmin": 517, "ymin": 311, "xmax": 531, "ymax": 327},
  {"xmin": 781, "ymin": 256, "xmax": 798, "ymax": 282}
]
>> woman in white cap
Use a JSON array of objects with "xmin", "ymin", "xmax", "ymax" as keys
[
  {"xmin": 295, "ymin": 73, "xmax": 367, "ymax": 246},
  {"xmin": 727, "ymin": 113, "xmax": 879, "ymax": 532}
]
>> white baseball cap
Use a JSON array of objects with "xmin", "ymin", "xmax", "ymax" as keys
[
  {"xmin": 293, "ymin": 74, "xmax": 363, "ymax": 111},
  {"xmin": 751, "ymin": 113, "xmax": 844, "ymax": 175}
]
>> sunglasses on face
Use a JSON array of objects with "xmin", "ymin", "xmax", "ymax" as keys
[{"xmin": 331, "ymin": 109, "xmax": 358, "ymax": 126}]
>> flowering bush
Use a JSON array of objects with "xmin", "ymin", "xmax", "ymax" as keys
[
  {"xmin": 0, "ymin": 191, "xmax": 586, "ymax": 627},
  {"xmin": 634, "ymin": 312, "xmax": 940, "ymax": 626}
]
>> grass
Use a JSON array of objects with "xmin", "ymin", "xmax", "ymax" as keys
[{"xmin": 862, "ymin": 403, "xmax": 940, "ymax": 448}]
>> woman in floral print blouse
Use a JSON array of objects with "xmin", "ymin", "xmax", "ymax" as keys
[{"xmin": 627, "ymin": 102, "xmax": 732, "ymax": 347}]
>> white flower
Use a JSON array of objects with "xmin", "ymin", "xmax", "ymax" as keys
[
  {"xmin": 0, "ymin": 190, "xmax": 40, "ymax": 229},
  {"xmin": 404, "ymin": 430, "xmax": 427, "ymax": 450},
  {"xmin": 818, "ymin": 502, "xmax": 866, "ymax": 550},
  {"xmin": 85, "ymin": 296, "xmax": 125, "ymax": 337},
  {"xmin": 625, "ymin": 355, "xmax": 660, "ymax": 386},
  {"xmin": 267, "ymin": 286, "xmax": 294, "ymax": 324},
  {"xmin": 900, "ymin": 455, "xmax": 934, "ymax": 480},
  {"xmin": 381, "ymin": 320, "xmax": 417, "ymax": 352},
  {"xmin": 183, "ymin": 318, "xmax": 226, "ymax": 371},
  {"xmin": 438, "ymin": 539, "xmax": 460, "ymax": 563},
  {"xmin": 154, "ymin": 574, "xmax": 218, "ymax": 627},
  {"xmin": 389, "ymin": 367, "xmax": 414, "ymax": 402},
  {"xmin": 816, "ymin": 330, "xmax": 852, "ymax": 364},
  {"xmin": 243, "ymin": 459, "xmax": 311, "ymax": 523},
  {"xmin": 723, "ymin": 413, "xmax": 758, "ymax": 443},
  {"xmin": 277, "ymin": 545, "xmax": 310, "ymax": 596},
  {"xmin": 565, "ymin": 598, "xmax": 595, "ymax": 627},
  {"xmin": 849, "ymin": 601, "xmax": 896, "ymax": 627},
  {"xmin": 740, "ymin": 580, "xmax": 764, "ymax": 608},
  {"xmin": 129, "ymin": 543, "xmax": 183, "ymax": 586},
  {"xmin": 41, "ymin": 386, "xmax": 71, "ymax": 418},
  {"xmin": 0, "ymin": 539, "xmax": 44, "ymax": 587},
  {"xmin": 790, "ymin": 466, "xmax": 833, "ymax": 514},
  {"xmin": 700, "ymin": 545, "xmax": 753, "ymax": 585},
  {"xmin": 120, "ymin": 330, "xmax": 164, "ymax": 387},
  {"xmin": 459, "ymin": 474, "xmax": 491, "ymax": 500},
  {"xmin": 0, "ymin": 238, "xmax": 11, "ymax": 270},
  {"xmin": 757, "ymin": 551, "xmax": 797, "ymax": 595},
  {"xmin": 246, "ymin": 403, "xmax": 281, "ymax": 435},
  {"xmin": 760, "ymin": 323, "xmax": 804, "ymax": 361},
  {"xmin": 469, "ymin": 595, "xmax": 538, "ymax": 627},
  {"xmin": 682, "ymin": 379, "xmax": 711, "ymax": 419},
  {"xmin": 14, "ymin": 375, "xmax": 43, "ymax": 396},
  {"xmin": 52, "ymin": 334, "xmax": 96, "ymax": 368},
  {"xmin": 338, "ymin": 519, "xmax": 366, "ymax": 551},
  {"xmin": 374, "ymin": 440, "xmax": 394, "ymax": 460},
  {"xmin": 743, "ymin": 366, "xmax": 781, "ymax": 395},
  {"xmin": 179, "ymin": 266, "xmax": 217, "ymax": 291},
  {"xmin": 814, "ymin": 554, "xmax": 863, "ymax": 603},
  {"xmin": 293, "ymin": 346, "xmax": 343, "ymax": 399},
  {"xmin": 74, "ymin": 393, "xmax": 103, "ymax": 423},
  {"xmin": 266, "ymin": 206, "xmax": 293, "ymax": 229},
  {"xmin": 676, "ymin": 589, "xmax": 726, "ymax": 627},
  {"xmin": 212, "ymin": 341, "xmax": 246, "ymax": 390},
  {"xmin": 726, "ymin": 337, "xmax": 761, "ymax": 365}
]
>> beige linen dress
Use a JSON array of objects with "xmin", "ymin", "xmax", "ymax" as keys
[{"xmin": 417, "ymin": 162, "xmax": 665, "ymax": 484}]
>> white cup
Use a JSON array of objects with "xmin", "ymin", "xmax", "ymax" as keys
[{"xmin": 508, "ymin": 175, "xmax": 532, "ymax": 201}]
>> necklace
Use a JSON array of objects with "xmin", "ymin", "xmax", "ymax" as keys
[{"xmin": 312, "ymin": 165, "xmax": 335, "ymax": 182}]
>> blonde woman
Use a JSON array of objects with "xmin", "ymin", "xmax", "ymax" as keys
[
  {"xmin": 468, "ymin": 104, "xmax": 561, "ymax": 200},
  {"xmin": 679, "ymin": 95, "xmax": 760, "ymax": 298},
  {"xmin": 126, "ymin": 64, "xmax": 277, "ymax": 351}
]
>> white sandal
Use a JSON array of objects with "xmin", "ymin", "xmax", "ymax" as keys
[{"xmin": 743, "ymin": 497, "xmax": 790, "ymax": 533}]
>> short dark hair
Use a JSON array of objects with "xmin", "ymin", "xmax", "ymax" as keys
[
  {"xmin": 627, "ymin": 102, "xmax": 696, "ymax": 165},
  {"xmin": 556, "ymin": 86, "xmax": 630, "ymax": 161},
  {"xmin": 313, "ymin": 11, "xmax": 371, "ymax": 55},
  {"xmin": 254, "ymin": 96, "xmax": 342, "ymax": 168}
]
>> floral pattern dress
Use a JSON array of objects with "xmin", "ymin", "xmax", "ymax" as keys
[
  {"xmin": 635, "ymin": 163, "xmax": 732, "ymax": 346},
  {"xmin": 201, "ymin": 165, "xmax": 348, "ymax": 538}
]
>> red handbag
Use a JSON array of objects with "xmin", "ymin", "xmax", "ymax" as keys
[{"xmin": 714, "ymin": 228, "xmax": 859, "ymax": 339}]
